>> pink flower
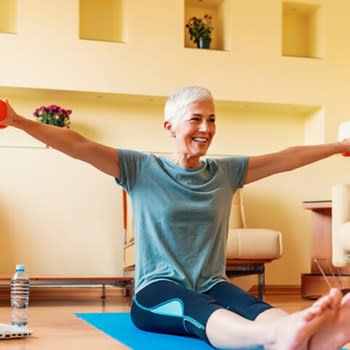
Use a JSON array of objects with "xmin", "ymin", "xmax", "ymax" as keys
[{"xmin": 33, "ymin": 104, "xmax": 72, "ymax": 128}]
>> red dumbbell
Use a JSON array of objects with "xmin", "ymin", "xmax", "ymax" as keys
[{"xmin": 0, "ymin": 100, "xmax": 8, "ymax": 129}]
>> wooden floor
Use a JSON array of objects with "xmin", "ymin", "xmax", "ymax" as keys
[{"xmin": 0, "ymin": 286, "xmax": 347, "ymax": 349}]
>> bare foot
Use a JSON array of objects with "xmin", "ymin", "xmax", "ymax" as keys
[
  {"xmin": 309, "ymin": 290, "xmax": 350, "ymax": 350},
  {"xmin": 266, "ymin": 288, "xmax": 342, "ymax": 350}
]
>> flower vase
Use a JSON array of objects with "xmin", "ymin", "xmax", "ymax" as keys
[{"xmin": 197, "ymin": 37, "xmax": 211, "ymax": 49}]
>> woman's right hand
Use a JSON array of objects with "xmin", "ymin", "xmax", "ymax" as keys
[{"xmin": 0, "ymin": 99, "xmax": 16, "ymax": 127}]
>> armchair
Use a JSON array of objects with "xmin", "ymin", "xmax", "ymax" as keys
[
  {"xmin": 226, "ymin": 189, "xmax": 283, "ymax": 299},
  {"xmin": 332, "ymin": 184, "xmax": 350, "ymax": 267}
]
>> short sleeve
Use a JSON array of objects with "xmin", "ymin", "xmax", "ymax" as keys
[
  {"xmin": 216, "ymin": 156, "xmax": 248, "ymax": 190},
  {"xmin": 115, "ymin": 149, "xmax": 149, "ymax": 192}
]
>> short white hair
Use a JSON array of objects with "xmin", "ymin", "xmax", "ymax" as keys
[{"xmin": 164, "ymin": 86, "xmax": 213, "ymax": 123}]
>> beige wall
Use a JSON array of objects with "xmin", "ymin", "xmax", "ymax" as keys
[
  {"xmin": 0, "ymin": 147, "xmax": 123, "ymax": 276},
  {"xmin": 1, "ymin": 0, "xmax": 350, "ymax": 286}
]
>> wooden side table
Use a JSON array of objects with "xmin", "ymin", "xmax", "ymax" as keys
[{"xmin": 302, "ymin": 200, "xmax": 350, "ymax": 298}]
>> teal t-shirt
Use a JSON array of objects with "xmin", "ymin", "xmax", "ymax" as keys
[{"xmin": 116, "ymin": 149, "xmax": 248, "ymax": 293}]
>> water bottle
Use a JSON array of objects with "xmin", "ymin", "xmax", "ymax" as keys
[{"xmin": 10, "ymin": 264, "xmax": 30, "ymax": 326}]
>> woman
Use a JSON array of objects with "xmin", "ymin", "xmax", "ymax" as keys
[{"xmin": 2, "ymin": 86, "xmax": 350, "ymax": 350}]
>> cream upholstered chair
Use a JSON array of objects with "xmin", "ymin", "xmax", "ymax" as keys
[
  {"xmin": 332, "ymin": 184, "xmax": 350, "ymax": 267},
  {"xmin": 226, "ymin": 189, "xmax": 283, "ymax": 299}
]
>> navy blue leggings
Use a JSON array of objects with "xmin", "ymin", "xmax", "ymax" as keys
[{"xmin": 131, "ymin": 280, "xmax": 273, "ymax": 343}]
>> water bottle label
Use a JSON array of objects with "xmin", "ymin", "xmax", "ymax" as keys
[{"xmin": 10, "ymin": 268, "xmax": 30, "ymax": 326}]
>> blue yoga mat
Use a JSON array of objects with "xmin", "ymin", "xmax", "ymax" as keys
[{"xmin": 76, "ymin": 312, "xmax": 264, "ymax": 350}]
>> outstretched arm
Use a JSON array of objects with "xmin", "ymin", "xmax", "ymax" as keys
[
  {"xmin": 244, "ymin": 142, "xmax": 350, "ymax": 184},
  {"xmin": 2, "ymin": 100, "xmax": 121, "ymax": 179}
]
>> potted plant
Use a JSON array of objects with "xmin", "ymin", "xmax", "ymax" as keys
[
  {"xmin": 186, "ymin": 14, "xmax": 213, "ymax": 49},
  {"xmin": 33, "ymin": 104, "xmax": 72, "ymax": 128}
]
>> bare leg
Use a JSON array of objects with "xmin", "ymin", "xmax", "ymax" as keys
[
  {"xmin": 309, "ymin": 291, "xmax": 350, "ymax": 350},
  {"xmin": 205, "ymin": 288, "xmax": 341, "ymax": 350}
]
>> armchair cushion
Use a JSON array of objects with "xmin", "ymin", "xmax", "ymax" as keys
[{"xmin": 226, "ymin": 228, "xmax": 283, "ymax": 260}]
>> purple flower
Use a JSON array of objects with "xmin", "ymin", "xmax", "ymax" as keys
[{"xmin": 32, "ymin": 104, "xmax": 72, "ymax": 128}]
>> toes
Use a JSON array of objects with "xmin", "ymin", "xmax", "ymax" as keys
[
  {"xmin": 329, "ymin": 288, "xmax": 342, "ymax": 308},
  {"xmin": 303, "ymin": 309, "xmax": 317, "ymax": 322},
  {"xmin": 341, "ymin": 291, "xmax": 350, "ymax": 307},
  {"xmin": 314, "ymin": 289, "xmax": 342, "ymax": 311},
  {"xmin": 313, "ymin": 295, "xmax": 331, "ymax": 311},
  {"xmin": 303, "ymin": 289, "xmax": 343, "ymax": 323}
]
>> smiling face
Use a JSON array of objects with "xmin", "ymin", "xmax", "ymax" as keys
[{"xmin": 164, "ymin": 97, "xmax": 216, "ymax": 167}]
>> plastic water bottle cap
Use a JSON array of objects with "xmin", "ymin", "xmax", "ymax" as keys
[{"xmin": 16, "ymin": 264, "xmax": 25, "ymax": 272}]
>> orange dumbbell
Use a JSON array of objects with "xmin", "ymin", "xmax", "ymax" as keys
[{"xmin": 0, "ymin": 100, "xmax": 8, "ymax": 129}]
